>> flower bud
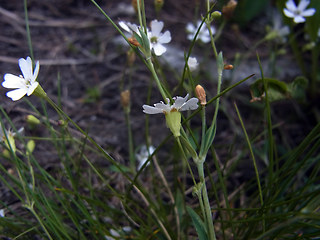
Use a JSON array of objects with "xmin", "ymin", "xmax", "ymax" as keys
[
  {"xmin": 26, "ymin": 140, "xmax": 36, "ymax": 154},
  {"xmin": 132, "ymin": 0, "xmax": 141, "ymax": 12},
  {"xmin": 195, "ymin": 85, "xmax": 206, "ymax": 106},
  {"xmin": 127, "ymin": 49, "xmax": 136, "ymax": 67},
  {"xmin": 224, "ymin": 64, "xmax": 234, "ymax": 70},
  {"xmin": 154, "ymin": 0, "xmax": 164, "ymax": 13},
  {"xmin": 26, "ymin": 115, "xmax": 41, "ymax": 129},
  {"xmin": 222, "ymin": 0, "xmax": 237, "ymax": 20},
  {"xmin": 128, "ymin": 37, "xmax": 141, "ymax": 47},
  {"xmin": 211, "ymin": 11, "xmax": 222, "ymax": 21},
  {"xmin": 2, "ymin": 149, "xmax": 10, "ymax": 158},
  {"xmin": 121, "ymin": 90, "xmax": 131, "ymax": 111}
]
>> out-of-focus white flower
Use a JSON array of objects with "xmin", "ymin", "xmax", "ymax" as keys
[
  {"xmin": 122, "ymin": 226, "xmax": 132, "ymax": 233},
  {"xmin": 147, "ymin": 19, "xmax": 171, "ymax": 56},
  {"xmin": 136, "ymin": 145, "xmax": 155, "ymax": 171},
  {"xmin": 2, "ymin": 57, "xmax": 40, "ymax": 101},
  {"xmin": 283, "ymin": 0, "xmax": 316, "ymax": 23},
  {"xmin": 186, "ymin": 20, "xmax": 216, "ymax": 43},
  {"xmin": 318, "ymin": 28, "xmax": 320, "ymax": 37},
  {"xmin": 143, "ymin": 94, "xmax": 198, "ymax": 137},
  {"xmin": 266, "ymin": 12, "xmax": 290, "ymax": 43},
  {"xmin": 0, "ymin": 209, "xmax": 4, "ymax": 217},
  {"xmin": 187, "ymin": 57, "xmax": 199, "ymax": 71}
]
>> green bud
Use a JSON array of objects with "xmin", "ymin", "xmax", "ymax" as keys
[
  {"xmin": 5, "ymin": 134, "xmax": 16, "ymax": 153},
  {"xmin": 154, "ymin": 0, "xmax": 164, "ymax": 13},
  {"xmin": 2, "ymin": 149, "xmax": 11, "ymax": 158},
  {"xmin": 26, "ymin": 115, "xmax": 41, "ymax": 129},
  {"xmin": 26, "ymin": 140, "xmax": 36, "ymax": 154},
  {"xmin": 165, "ymin": 110, "xmax": 181, "ymax": 137},
  {"xmin": 211, "ymin": 11, "xmax": 222, "ymax": 21}
]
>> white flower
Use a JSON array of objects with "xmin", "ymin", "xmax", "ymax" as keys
[
  {"xmin": 283, "ymin": 0, "xmax": 316, "ymax": 23},
  {"xmin": 143, "ymin": 94, "xmax": 198, "ymax": 115},
  {"xmin": 187, "ymin": 57, "xmax": 199, "ymax": 71},
  {"xmin": 186, "ymin": 20, "xmax": 216, "ymax": 43},
  {"xmin": 318, "ymin": 28, "xmax": 320, "ymax": 38},
  {"xmin": 2, "ymin": 57, "xmax": 40, "ymax": 101},
  {"xmin": 136, "ymin": 145, "xmax": 155, "ymax": 171},
  {"xmin": 147, "ymin": 19, "xmax": 171, "ymax": 56},
  {"xmin": 119, "ymin": 21, "xmax": 140, "ymax": 36},
  {"xmin": 0, "ymin": 209, "xmax": 4, "ymax": 217},
  {"xmin": 143, "ymin": 94, "xmax": 198, "ymax": 137}
]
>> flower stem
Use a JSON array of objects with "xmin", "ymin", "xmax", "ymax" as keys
[
  {"xmin": 196, "ymin": 161, "xmax": 216, "ymax": 240},
  {"xmin": 147, "ymin": 58, "xmax": 168, "ymax": 103}
]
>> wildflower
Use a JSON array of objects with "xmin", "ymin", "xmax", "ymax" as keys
[
  {"xmin": 0, "ymin": 209, "xmax": 4, "ymax": 217},
  {"xmin": 136, "ymin": 145, "xmax": 155, "ymax": 171},
  {"xmin": 186, "ymin": 20, "xmax": 216, "ymax": 43},
  {"xmin": 266, "ymin": 12, "xmax": 290, "ymax": 43},
  {"xmin": 2, "ymin": 57, "xmax": 41, "ymax": 101},
  {"xmin": 147, "ymin": 20, "xmax": 171, "ymax": 56},
  {"xmin": 283, "ymin": 0, "xmax": 316, "ymax": 23},
  {"xmin": 187, "ymin": 57, "xmax": 199, "ymax": 72},
  {"xmin": 143, "ymin": 94, "xmax": 198, "ymax": 137}
]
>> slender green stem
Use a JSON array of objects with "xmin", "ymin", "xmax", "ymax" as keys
[
  {"xmin": 199, "ymin": 106, "xmax": 206, "ymax": 157},
  {"xmin": 25, "ymin": 203, "xmax": 54, "ymax": 240},
  {"xmin": 136, "ymin": 0, "xmax": 143, "ymax": 30},
  {"xmin": 125, "ymin": 110, "xmax": 135, "ymax": 171},
  {"xmin": 24, "ymin": 0, "xmax": 34, "ymax": 60},
  {"xmin": 147, "ymin": 58, "xmax": 168, "ymax": 103},
  {"xmin": 196, "ymin": 162, "xmax": 216, "ymax": 240},
  {"xmin": 176, "ymin": 137, "xmax": 196, "ymax": 186}
]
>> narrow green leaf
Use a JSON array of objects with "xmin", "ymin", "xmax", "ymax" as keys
[{"xmin": 186, "ymin": 206, "xmax": 208, "ymax": 240}]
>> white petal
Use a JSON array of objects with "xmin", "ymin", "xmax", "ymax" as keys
[
  {"xmin": 27, "ymin": 81, "xmax": 39, "ymax": 96},
  {"xmin": 143, "ymin": 105, "xmax": 164, "ymax": 114},
  {"xmin": 119, "ymin": 21, "xmax": 131, "ymax": 33},
  {"xmin": 150, "ymin": 20, "xmax": 164, "ymax": 37},
  {"xmin": 3, "ymin": 74, "xmax": 26, "ymax": 89},
  {"xmin": 186, "ymin": 23, "xmax": 195, "ymax": 33},
  {"xmin": 283, "ymin": 8, "xmax": 295, "ymax": 18},
  {"xmin": 153, "ymin": 43, "xmax": 167, "ymax": 56},
  {"xmin": 153, "ymin": 101, "xmax": 171, "ymax": 112},
  {"xmin": 285, "ymin": 0, "xmax": 297, "ymax": 12},
  {"xmin": 6, "ymin": 88, "xmax": 27, "ymax": 101},
  {"xmin": 294, "ymin": 16, "xmax": 305, "ymax": 23},
  {"xmin": 302, "ymin": 8, "xmax": 316, "ymax": 17},
  {"xmin": 200, "ymin": 34, "xmax": 211, "ymax": 43},
  {"xmin": 158, "ymin": 30, "xmax": 171, "ymax": 44},
  {"xmin": 297, "ymin": 0, "xmax": 310, "ymax": 11},
  {"xmin": 173, "ymin": 94, "xmax": 189, "ymax": 109},
  {"xmin": 19, "ymin": 57, "xmax": 33, "ymax": 80},
  {"xmin": 180, "ymin": 98, "xmax": 199, "ymax": 111},
  {"xmin": 32, "ymin": 60, "xmax": 40, "ymax": 81}
]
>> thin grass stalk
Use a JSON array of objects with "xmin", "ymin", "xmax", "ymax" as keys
[
  {"xmin": 233, "ymin": 102, "xmax": 265, "ymax": 232},
  {"xmin": 23, "ymin": 0, "xmax": 34, "ymax": 60}
]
